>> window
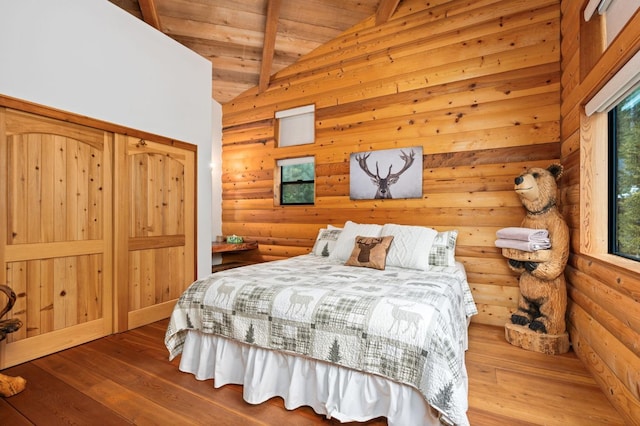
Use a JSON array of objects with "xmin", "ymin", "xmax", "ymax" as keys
[
  {"xmin": 275, "ymin": 105, "xmax": 315, "ymax": 147},
  {"xmin": 583, "ymin": 0, "xmax": 640, "ymax": 267},
  {"xmin": 585, "ymin": 52, "xmax": 640, "ymax": 263},
  {"xmin": 608, "ymin": 86, "xmax": 640, "ymax": 261},
  {"xmin": 274, "ymin": 105, "xmax": 316, "ymax": 205},
  {"xmin": 276, "ymin": 157, "xmax": 315, "ymax": 205}
]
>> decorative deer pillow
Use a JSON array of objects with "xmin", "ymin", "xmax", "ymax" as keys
[{"xmin": 345, "ymin": 235, "xmax": 394, "ymax": 270}]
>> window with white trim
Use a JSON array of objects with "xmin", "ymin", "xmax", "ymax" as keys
[
  {"xmin": 276, "ymin": 157, "xmax": 315, "ymax": 205},
  {"xmin": 608, "ymin": 87, "xmax": 640, "ymax": 261},
  {"xmin": 584, "ymin": 0, "xmax": 640, "ymax": 262}
]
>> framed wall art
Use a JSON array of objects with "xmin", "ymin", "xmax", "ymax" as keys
[{"xmin": 349, "ymin": 146, "xmax": 423, "ymax": 200}]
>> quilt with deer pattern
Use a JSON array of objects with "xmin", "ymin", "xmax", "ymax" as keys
[{"xmin": 165, "ymin": 254, "xmax": 477, "ymax": 425}]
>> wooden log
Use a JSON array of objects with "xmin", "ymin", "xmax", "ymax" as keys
[
  {"xmin": 504, "ymin": 322, "xmax": 570, "ymax": 355},
  {"xmin": 226, "ymin": 35, "xmax": 559, "ymax": 121},
  {"xmin": 469, "ymin": 283, "xmax": 520, "ymax": 307},
  {"xmin": 472, "ymin": 304, "xmax": 514, "ymax": 327},
  {"xmin": 225, "ymin": 0, "xmax": 560, "ymax": 118},
  {"xmin": 566, "ymin": 263, "xmax": 640, "ymax": 334},
  {"xmin": 568, "ymin": 286, "xmax": 640, "ymax": 361},
  {"xmin": 222, "ymin": 206, "xmax": 525, "ymax": 228},
  {"xmin": 568, "ymin": 296, "xmax": 640, "ymax": 399}
]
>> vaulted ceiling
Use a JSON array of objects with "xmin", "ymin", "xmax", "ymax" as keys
[{"xmin": 109, "ymin": 0, "xmax": 401, "ymax": 104}]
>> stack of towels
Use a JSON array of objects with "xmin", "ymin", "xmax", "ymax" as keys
[{"xmin": 495, "ymin": 227, "xmax": 551, "ymax": 252}]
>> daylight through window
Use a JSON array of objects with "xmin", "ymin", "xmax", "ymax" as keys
[
  {"xmin": 277, "ymin": 157, "xmax": 315, "ymax": 205},
  {"xmin": 609, "ymin": 85, "xmax": 640, "ymax": 261}
]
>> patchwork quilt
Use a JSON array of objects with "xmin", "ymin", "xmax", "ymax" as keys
[{"xmin": 165, "ymin": 254, "xmax": 477, "ymax": 425}]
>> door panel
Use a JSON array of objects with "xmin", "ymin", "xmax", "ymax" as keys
[
  {"xmin": 114, "ymin": 135, "xmax": 195, "ymax": 331},
  {"xmin": 0, "ymin": 109, "xmax": 113, "ymax": 368}
]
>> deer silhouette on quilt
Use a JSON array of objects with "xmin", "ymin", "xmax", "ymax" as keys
[
  {"xmin": 286, "ymin": 289, "xmax": 313, "ymax": 315},
  {"xmin": 387, "ymin": 301, "xmax": 421, "ymax": 338},
  {"xmin": 214, "ymin": 282, "xmax": 235, "ymax": 304}
]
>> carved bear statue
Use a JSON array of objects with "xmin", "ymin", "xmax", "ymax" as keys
[{"xmin": 508, "ymin": 164, "xmax": 569, "ymax": 336}]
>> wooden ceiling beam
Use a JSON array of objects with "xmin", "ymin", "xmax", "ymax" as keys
[
  {"xmin": 138, "ymin": 0, "xmax": 161, "ymax": 30},
  {"xmin": 375, "ymin": 0, "xmax": 400, "ymax": 25},
  {"xmin": 259, "ymin": 0, "xmax": 282, "ymax": 93}
]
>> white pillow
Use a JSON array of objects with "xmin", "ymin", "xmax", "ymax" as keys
[
  {"xmin": 330, "ymin": 221, "xmax": 383, "ymax": 261},
  {"xmin": 381, "ymin": 224, "xmax": 437, "ymax": 270},
  {"xmin": 311, "ymin": 228, "xmax": 342, "ymax": 257}
]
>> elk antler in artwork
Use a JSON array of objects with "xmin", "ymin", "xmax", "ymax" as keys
[{"xmin": 355, "ymin": 150, "xmax": 415, "ymax": 199}]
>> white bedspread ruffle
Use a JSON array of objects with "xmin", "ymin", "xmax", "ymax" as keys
[{"xmin": 179, "ymin": 330, "xmax": 444, "ymax": 426}]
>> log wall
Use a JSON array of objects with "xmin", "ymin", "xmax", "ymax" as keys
[
  {"xmin": 221, "ymin": 0, "xmax": 562, "ymax": 328},
  {"xmin": 560, "ymin": 1, "xmax": 640, "ymax": 423}
]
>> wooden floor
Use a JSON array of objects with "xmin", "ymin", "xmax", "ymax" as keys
[{"xmin": 0, "ymin": 320, "xmax": 625, "ymax": 425}]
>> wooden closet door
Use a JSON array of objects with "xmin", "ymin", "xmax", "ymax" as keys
[
  {"xmin": 114, "ymin": 135, "xmax": 195, "ymax": 331},
  {"xmin": 0, "ymin": 108, "xmax": 113, "ymax": 368}
]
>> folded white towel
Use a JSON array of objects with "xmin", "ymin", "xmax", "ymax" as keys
[
  {"xmin": 496, "ymin": 227, "xmax": 549, "ymax": 243},
  {"xmin": 495, "ymin": 238, "xmax": 551, "ymax": 252}
]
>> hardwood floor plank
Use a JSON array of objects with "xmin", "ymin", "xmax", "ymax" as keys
[
  {"xmin": 45, "ymin": 342, "xmax": 263, "ymax": 425},
  {"xmin": 467, "ymin": 408, "xmax": 541, "ymax": 426},
  {"xmin": 467, "ymin": 324, "xmax": 625, "ymax": 426},
  {"xmin": 0, "ymin": 321, "xmax": 625, "ymax": 425},
  {"xmin": 81, "ymin": 336, "xmax": 323, "ymax": 425},
  {"xmin": 89, "ymin": 331, "xmax": 385, "ymax": 425},
  {"xmin": 2, "ymin": 363, "xmax": 129, "ymax": 425},
  {"xmin": 495, "ymin": 369, "xmax": 624, "ymax": 425},
  {"xmin": 0, "ymin": 398, "xmax": 32, "ymax": 425},
  {"xmin": 33, "ymin": 351, "xmax": 193, "ymax": 425},
  {"xmin": 467, "ymin": 325, "xmax": 598, "ymax": 384},
  {"xmin": 466, "ymin": 350, "xmax": 598, "ymax": 387}
]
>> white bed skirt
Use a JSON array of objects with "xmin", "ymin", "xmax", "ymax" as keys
[{"xmin": 179, "ymin": 330, "xmax": 442, "ymax": 426}]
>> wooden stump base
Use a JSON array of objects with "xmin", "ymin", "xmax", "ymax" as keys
[{"xmin": 504, "ymin": 323, "xmax": 570, "ymax": 355}]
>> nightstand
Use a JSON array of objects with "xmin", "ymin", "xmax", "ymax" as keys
[{"xmin": 211, "ymin": 240, "xmax": 259, "ymax": 272}]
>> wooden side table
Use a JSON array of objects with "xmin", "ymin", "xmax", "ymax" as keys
[{"xmin": 211, "ymin": 240, "xmax": 259, "ymax": 272}]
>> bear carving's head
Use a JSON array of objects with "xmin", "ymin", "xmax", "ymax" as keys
[{"xmin": 514, "ymin": 164, "xmax": 563, "ymax": 215}]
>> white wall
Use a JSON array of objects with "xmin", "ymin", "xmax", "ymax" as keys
[
  {"xmin": 0, "ymin": 0, "xmax": 219, "ymax": 278},
  {"xmin": 211, "ymin": 101, "xmax": 223, "ymax": 266}
]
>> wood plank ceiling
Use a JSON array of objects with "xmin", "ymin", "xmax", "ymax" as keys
[{"xmin": 109, "ymin": 0, "xmax": 401, "ymax": 104}]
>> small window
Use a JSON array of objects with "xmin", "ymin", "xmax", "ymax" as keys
[
  {"xmin": 275, "ymin": 105, "xmax": 315, "ymax": 147},
  {"xmin": 276, "ymin": 157, "xmax": 315, "ymax": 205},
  {"xmin": 608, "ymin": 86, "xmax": 640, "ymax": 261}
]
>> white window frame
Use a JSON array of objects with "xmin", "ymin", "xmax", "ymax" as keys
[{"xmin": 585, "ymin": 50, "xmax": 640, "ymax": 116}]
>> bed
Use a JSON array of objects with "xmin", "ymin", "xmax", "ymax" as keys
[{"xmin": 165, "ymin": 222, "xmax": 478, "ymax": 425}]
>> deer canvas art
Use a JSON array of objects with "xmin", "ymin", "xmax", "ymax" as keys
[{"xmin": 349, "ymin": 146, "xmax": 423, "ymax": 200}]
